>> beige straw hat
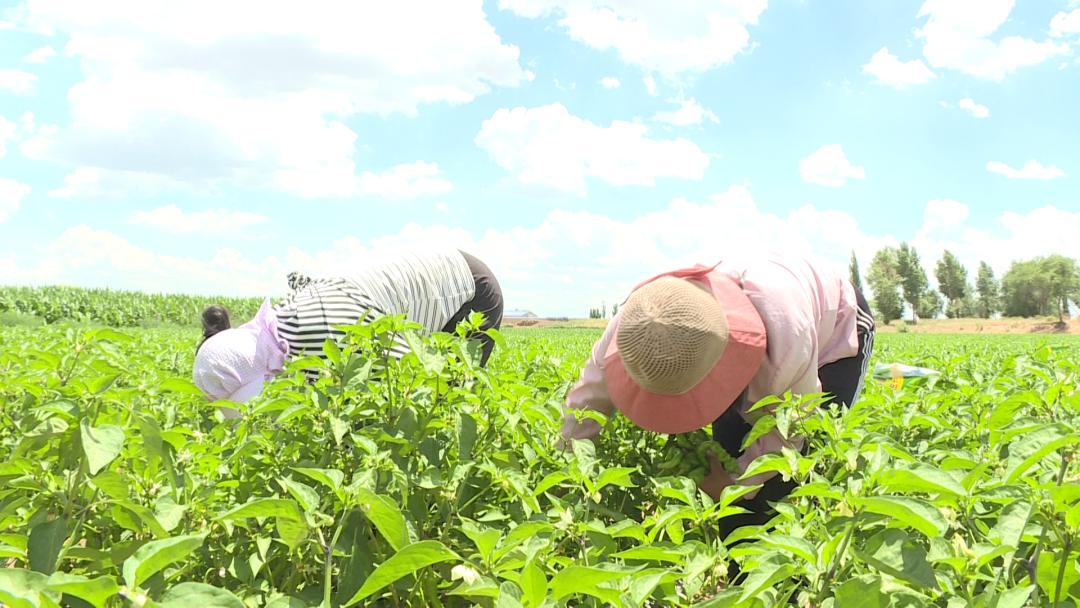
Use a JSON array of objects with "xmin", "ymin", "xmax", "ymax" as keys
[{"xmin": 603, "ymin": 265, "xmax": 767, "ymax": 434}]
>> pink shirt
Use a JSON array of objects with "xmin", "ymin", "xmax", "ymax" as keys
[{"xmin": 562, "ymin": 254, "xmax": 860, "ymax": 488}]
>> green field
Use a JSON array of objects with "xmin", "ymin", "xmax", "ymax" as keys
[{"xmin": 1, "ymin": 320, "xmax": 1079, "ymax": 607}]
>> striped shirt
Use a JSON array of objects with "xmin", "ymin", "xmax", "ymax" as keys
[{"xmin": 274, "ymin": 248, "xmax": 475, "ymax": 368}]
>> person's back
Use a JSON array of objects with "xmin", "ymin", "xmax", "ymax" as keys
[{"xmin": 341, "ymin": 247, "xmax": 475, "ymax": 334}]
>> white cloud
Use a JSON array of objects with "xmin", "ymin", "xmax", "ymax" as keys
[
  {"xmin": 48, "ymin": 167, "xmax": 191, "ymax": 199},
  {"xmin": 434, "ymin": 201, "xmax": 449, "ymax": 213},
  {"xmin": 643, "ymin": 74, "xmax": 658, "ymax": 96},
  {"xmin": 799, "ymin": 145, "xmax": 866, "ymax": 187},
  {"xmin": 12, "ymin": 1, "xmax": 526, "ymax": 195},
  {"xmin": 475, "ymin": 103, "xmax": 710, "ymax": 194},
  {"xmin": 275, "ymin": 159, "xmax": 454, "ymax": 199},
  {"xmin": 0, "ymin": 116, "xmax": 18, "ymax": 158},
  {"xmin": 24, "ymin": 46, "xmax": 57, "ymax": 64},
  {"xmin": 1051, "ymin": 9, "xmax": 1080, "ymax": 38},
  {"xmin": 0, "ymin": 69, "xmax": 37, "ymax": 95},
  {"xmin": 651, "ymin": 97, "xmax": 719, "ymax": 127},
  {"xmin": 863, "ymin": 48, "xmax": 936, "ymax": 89},
  {"xmin": 355, "ymin": 161, "xmax": 454, "ymax": 199},
  {"xmin": 599, "ymin": 76, "xmax": 620, "ymax": 89},
  {"xmin": 8, "ymin": 188, "xmax": 1080, "ymax": 316},
  {"xmin": 128, "ymin": 204, "xmax": 269, "ymax": 235},
  {"xmin": 0, "ymin": 177, "xmax": 32, "ymax": 222},
  {"xmin": 986, "ymin": 160, "xmax": 1065, "ymax": 180},
  {"xmin": 957, "ymin": 97, "xmax": 990, "ymax": 118},
  {"xmin": 923, "ymin": 199, "xmax": 970, "ymax": 230},
  {"xmin": 499, "ymin": 0, "xmax": 768, "ymax": 77},
  {"xmin": 916, "ymin": 0, "xmax": 1069, "ymax": 81},
  {"xmin": 912, "ymin": 202, "xmax": 1080, "ymax": 285}
]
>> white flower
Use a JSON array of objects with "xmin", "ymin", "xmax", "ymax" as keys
[{"xmin": 451, "ymin": 564, "xmax": 481, "ymax": 584}]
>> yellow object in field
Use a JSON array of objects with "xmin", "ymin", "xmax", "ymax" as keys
[{"xmin": 873, "ymin": 362, "xmax": 940, "ymax": 389}]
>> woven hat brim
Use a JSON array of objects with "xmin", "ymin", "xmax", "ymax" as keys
[{"xmin": 604, "ymin": 271, "xmax": 766, "ymax": 434}]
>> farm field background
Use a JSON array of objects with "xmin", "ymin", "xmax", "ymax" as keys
[{"xmin": 1, "ymin": 316, "xmax": 1079, "ymax": 607}]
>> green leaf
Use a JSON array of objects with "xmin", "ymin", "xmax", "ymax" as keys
[
  {"xmin": 90, "ymin": 470, "xmax": 129, "ymax": 500},
  {"xmin": 121, "ymin": 533, "xmax": 207, "ymax": 588},
  {"xmin": 215, "ymin": 498, "xmax": 304, "ymax": 523},
  {"xmin": 1005, "ymin": 424, "xmax": 1078, "ymax": 482},
  {"xmin": 496, "ymin": 581, "xmax": 524, "ymax": 608},
  {"xmin": 852, "ymin": 529, "xmax": 937, "ymax": 590},
  {"xmin": 330, "ymin": 416, "xmax": 349, "ymax": 446},
  {"xmin": 834, "ymin": 574, "xmax": 887, "ymax": 608},
  {"xmin": 159, "ymin": 378, "xmax": 206, "ymax": 396},
  {"xmin": 626, "ymin": 568, "xmax": 668, "ymax": 607},
  {"xmin": 157, "ymin": 583, "xmax": 245, "ymax": 608},
  {"xmin": 292, "ymin": 467, "xmax": 345, "ymax": 501},
  {"xmin": 549, "ymin": 565, "xmax": 636, "ymax": 601},
  {"xmin": 987, "ymin": 391, "xmax": 1038, "ymax": 431},
  {"xmin": 342, "ymin": 540, "xmax": 458, "ymax": 606},
  {"xmin": 265, "ymin": 596, "xmax": 308, "ymax": 608},
  {"xmin": 988, "ymin": 501, "xmax": 1032, "ymax": 547},
  {"xmin": 1036, "ymin": 550, "xmax": 1080, "ymax": 602},
  {"xmin": 461, "ymin": 519, "xmax": 501, "ymax": 563},
  {"xmin": 855, "ymin": 496, "xmax": 947, "ymax": 538},
  {"xmin": 28, "ymin": 518, "xmax": 67, "ymax": 574},
  {"xmin": 80, "ymin": 421, "xmax": 125, "ymax": 476},
  {"xmin": 279, "ymin": 478, "xmax": 320, "ymax": 513},
  {"xmin": 878, "ymin": 466, "xmax": 966, "ymax": 497},
  {"xmin": 595, "ymin": 467, "xmax": 637, "ymax": 491},
  {"xmin": 355, "ymin": 488, "xmax": 411, "ymax": 552},
  {"xmin": 741, "ymin": 415, "xmax": 778, "ymax": 452},
  {"xmin": 45, "ymin": 573, "xmax": 119, "ymax": 608},
  {"xmin": 988, "ymin": 586, "xmax": 1035, "ymax": 608},
  {"xmin": 323, "ymin": 339, "xmax": 342, "ymax": 365},
  {"xmin": 739, "ymin": 453, "xmax": 791, "ymax": 481},
  {"xmin": 276, "ymin": 518, "xmax": 308, "ymax": 551},
  {"xmin": 0, "ymin": 568, "xmax": 60, "ymax": 608},
  {"xmin": 611, "ymin": 546, "xmax": 688, "ymax": 564},
  {"xmin": 758, "ymin": 534, "xmax": 819, "ymax": 566},
  {"xmin": 519, "ymin": 560, "xmax": 547, "ymax": 608},
  {"xmin": 738, "ymin": 553, "xmax": 795, "ymax": 603},
  {"xmin": 154, "ymin": 494, "xmax": 188, "ymax": 533}
]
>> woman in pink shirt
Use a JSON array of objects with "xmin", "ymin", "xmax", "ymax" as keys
[{"xmin": 561, "ymin": 253, "xmax": 874, "ymax": 536}]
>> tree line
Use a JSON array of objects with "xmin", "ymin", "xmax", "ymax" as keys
[
  {"xmin": 588, "ymin": 303, "xmax": 619, "ymax": 319},
  {"xmin": 852, "ymin": 246, "xmax": 1080, "ymax": 324}
]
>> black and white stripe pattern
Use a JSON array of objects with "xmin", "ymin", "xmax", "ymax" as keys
[
  {"xmin": 851, "ymin": 304, "xmax": 876, "ymax": 403},
  {"xmin": 274, "ymin": 249, "xmax": 475, "ymax": 375},
  {"xmin": 341, "ymin": 248, "xmax": 475, "ymax": 334}
]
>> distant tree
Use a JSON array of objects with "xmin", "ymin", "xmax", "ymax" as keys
[
  {"xmin": 1001, "ymin": 259, "xmax": 1053, "ymax": 317},
  {"xmin": 1040, "ymin": 255, "xmax": 1080, "ymax": 322},
  {"xmin": 975, "ymin": 262, "xmax": 1000, "ymax": 319},
  {"xmin": 916, "ymin": 289, "xmax": 944, "ymax": 320},
  {"xmin": 611, "ymin": 303, "xmax": 619, "ymax": 317},
  {"xmin": 934, "ymin": 250, "xmax": 969, "ymax": 318},
  {"xmin": 867, "ymin": 247, "xmax": 903, "ymax": 324},
  {"xmin": 897, "ymin": 243, "xmax": 928, "ymax": 323},
  {"xmin": 947, "ymin": 288, "xmax": 976, "ymax": 319},
  {"xmin": 849, "ymin": 251, "xmax": 864, "ymax": 294}
]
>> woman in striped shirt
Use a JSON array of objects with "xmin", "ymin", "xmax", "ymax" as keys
[{"xmin": 192, "ymin": 247, "xmax": 503, "ymax": 408}]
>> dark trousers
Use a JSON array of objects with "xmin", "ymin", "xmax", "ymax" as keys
[
  {"xmin": 441, "ymin": 251, "xmax": 504, "ymax": 366},
  {"xmin": 714, "ymin": 290, "xmax": 875, "ymax": 538}
]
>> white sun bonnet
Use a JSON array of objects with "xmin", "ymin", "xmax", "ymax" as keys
[{"xmin": 192, "ymin": 298, "xmax": 288, "ymax": 409}]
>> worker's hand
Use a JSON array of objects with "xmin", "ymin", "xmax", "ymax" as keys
[{"xmin": 698, "ymin": 452, "xmax": 737, "ymax": 502}]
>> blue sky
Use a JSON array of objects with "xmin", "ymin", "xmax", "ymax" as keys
[{"xmin": 1, "ymin": 0, "xmax": 1078, "ymax": 316}]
